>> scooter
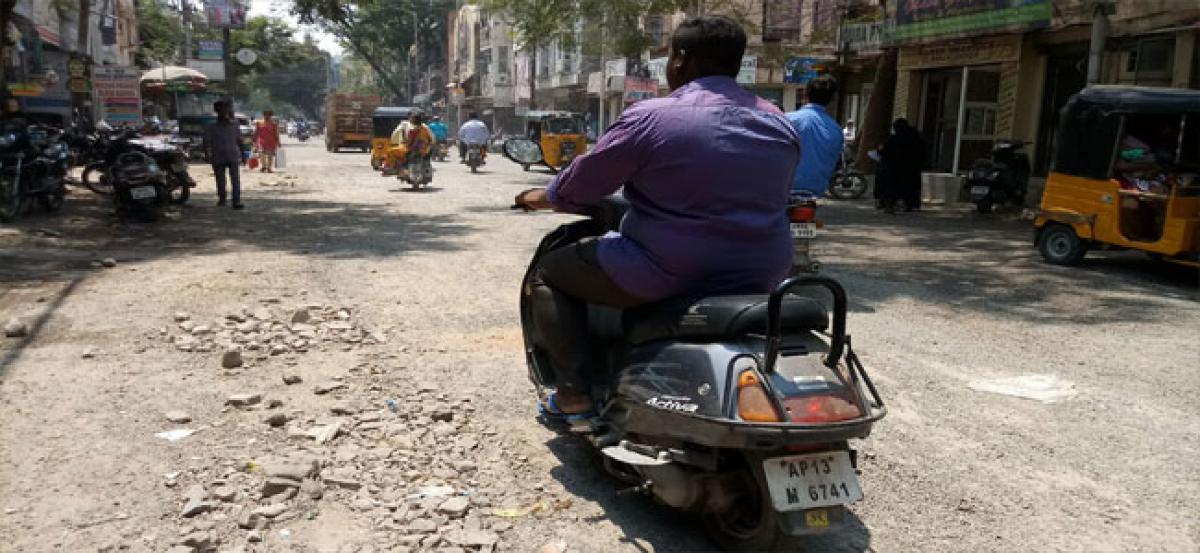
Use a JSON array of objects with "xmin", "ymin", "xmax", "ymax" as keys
[
  {"xmin": 964, "ymin": 140, "xmax": 1031, "ymax": 214},
  {"xmin": 826, "ymin": 144, "xmax": 868, "ymax": 200},
  {"xmin": 517, "ymin": 197, "xmax": 886, "ymax": 551},
  {"xmin": 465, "ymin": 143, "xmax": 486, "ymax": 173},
  {"xmin": 788, "ymin": 191, "xmax": 822, "ymax": 274},
  {"xmin": 400, "ymin": 153, "xmax": 433, "ymax": 191}
]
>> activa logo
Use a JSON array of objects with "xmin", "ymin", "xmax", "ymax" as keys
[{"xmin": 645, "ymin": 396, "xmax": 700, "ymax": 413}]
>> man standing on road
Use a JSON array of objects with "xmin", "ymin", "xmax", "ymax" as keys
[
  {"xmin": 457, "ymin": 112, "xmax": 489, "ymax": 161},
  {"xmin": 204, "ymin": 101, "xmax": 244, "ymax": 210},
  {"xmin": 786, "ymin": 75, "xmax": 843, "ymax": 196},
  {"xmin": 512, "ymin": 15, "xmax": 801, "ymax": 418}
]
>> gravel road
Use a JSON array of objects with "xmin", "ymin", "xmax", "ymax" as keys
[{"xmin": 1, "ymin": 139, "xmax": 1196, "ymax": 553}]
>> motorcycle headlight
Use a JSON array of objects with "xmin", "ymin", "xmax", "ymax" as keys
[
  {"xmin": 988, "ymin": 170, "xmax": 1001, "ymax": 179},
  {"xmin": 147, "ymin": 162, "xmax": 163, "ymax": 175},
  {"xmin": 0, "ymin": 134, "xmax": 15, "ymax": 147}
]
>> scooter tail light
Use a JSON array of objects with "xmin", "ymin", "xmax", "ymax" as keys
[
  {"xmin": 787, "ymin": 205, "xmax": 817, "ymax": 223},
  {"xmin": 781, "ymin": 394, "xmax": 862, "ymax": 424},
  {"xmin": 737, "ymin": 371, "xmax": 782, "ymax": 422}
]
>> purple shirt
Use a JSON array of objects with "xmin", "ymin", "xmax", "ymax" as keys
[{"xmin": 547, "ymin": 76, "xmax": 801, "ymax": 302}]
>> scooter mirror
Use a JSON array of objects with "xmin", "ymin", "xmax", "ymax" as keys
[{"xmin": 503, "ymin": 138, "xmax": 543, "ymax": 166}]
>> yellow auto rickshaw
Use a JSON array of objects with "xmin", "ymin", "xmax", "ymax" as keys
[
  {"xmin": 523, "ymin": 111, "xmax": 587, "ymax": 172},
  {"xmin": 370, "ymin": 107, "xmax": 413, "ymax": 170},
  {"xmin": 1034, "ymin": 86, "xmax": 1200, "ymax": 268}
]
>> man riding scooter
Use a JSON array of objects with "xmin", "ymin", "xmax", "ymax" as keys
[
  {"xmin": 428, "ymin": 116, "xmax": 448, "ymax": 161},
  {"xmin": 784, "ymin": 75, "xmax": 843, "ymax": 273},
  {"xmin": 457, "ymin": 112, "xmax": 489, "ymax": 163},
  {"xmin": 513, "ymin": 15, "xmax": 801, "ymax": 418}
]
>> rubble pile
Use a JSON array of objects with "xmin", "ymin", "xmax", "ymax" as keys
[{"xmin": 160, "ymin": 302, "xmax": 387, "ymax": 363}]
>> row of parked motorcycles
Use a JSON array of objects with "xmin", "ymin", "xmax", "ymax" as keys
[{"xmin": 0, "ymin": 121, "xmax": 195, "ymax": 223}]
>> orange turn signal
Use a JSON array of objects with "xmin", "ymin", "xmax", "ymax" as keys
[{"xmin": 737, "ymin": 370, "xmax": 782, "ymax": 422}]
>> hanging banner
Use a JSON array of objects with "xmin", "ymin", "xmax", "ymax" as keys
[
  {"xmin": 203, "ymin": 0, "xmax": 248, "ymax": 29},
  {"xmin": 93, "ymin": 66, "xmax": 142, "ymax": 125},
  {"xmin": 623, "ymin": 77, "xmax": 658, "ymax": 104},
  {"xmin": 890, "ymin": 0, "xmax": 1051, "ymax": 44},
  {"xmin": 784, "ymin": 57, "xmax": 834, "ymax": 85},
  {"xmin": 737, "ymin": 55, "xmax": 758, "ymax": 85},
  {"xmin": 197, "ymin": 40, "xmax": 224, "ymax": 61}
]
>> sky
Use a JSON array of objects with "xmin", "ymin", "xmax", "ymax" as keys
[{"xmin": 245, "ymin": 0, "xmax": 345, "ymax": 56}]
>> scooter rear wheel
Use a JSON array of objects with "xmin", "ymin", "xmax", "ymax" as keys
[{"xmin": 702, "ymin": 464, "xmax": 791, "ymax": 552}]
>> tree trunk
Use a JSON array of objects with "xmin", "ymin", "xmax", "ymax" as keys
[
  {"xmin": 0, "ymin": 1, "xmax": 15, "ymax": 91},
  {"xmin": 78, "ymin": 0, "xmax": 91, "ymax": 53},
  {"xmin": 528, "ymin": 47, "xmax": 537, "ymax": 111},
  {"xmin": 338, "ymin": 27, "xmax": 408, "ymax": 102},
  {"xmin": 855, "ymin": 48, "xmax": 898, "ymax": 171}
]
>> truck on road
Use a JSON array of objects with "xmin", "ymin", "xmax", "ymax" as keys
[{"xmin": 325, "ymin": 93, "xmax": 381, "ymax": 152}]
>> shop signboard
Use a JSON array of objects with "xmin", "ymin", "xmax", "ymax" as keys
[
  {"xmin": 67, "ymin": 56, "xmax": 92, "ymax": 94},
  {"xmin": 623, "ymin": 77, "xmax": 658, "ymax": 104},
  {"xmin": 647, "ymin": 57, "xmax": 668, "ymax": 87},
  {"xmin": 737, "ymin": 55, "xmax": 758, "ymax": 85},
  {"xmin": 203, "ymin": 0, "xmax": 248, "ymax": 29},
  {"xmin": 897, "ymin": 34, "xmax": 1021, "ymax": 70},
  {"xmin": 890, "ymin": 0, "xmax": 1051, "ymax": 44},
  {"xmin": 784, "ymin": 57, "xmax": 834, "ymax": 85},
  {"xmin": 605, "ymin": 58, "xmax": 627, "ymax": 78},
  {"xmin": 587, "ymin": 72, "xmax": 603, "ymax": 95},
  {"xmin": 197, "ymin": 40, "xmax": 225, "ymax": 61},
  {"xmin": 92, "ymin": 66, "xmax": 142, "ymax": 125}
]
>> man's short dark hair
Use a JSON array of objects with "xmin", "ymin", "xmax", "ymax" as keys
[
  {"xmin": 806, "ymin": 75, "xmax": 838, "ymax": 106},
  {"xmin": 468, "ymin": 112, "xmax": 479, "ymax": 119},
  {"xmin": 672, "ymin": 15, "xmax": 747, "ymax": 79}
]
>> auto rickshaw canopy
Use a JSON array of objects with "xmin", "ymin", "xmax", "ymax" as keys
[
  {"xmin": 373, "ymin": 107, "xmax": 415, "ymax": 138},
  {"xmin": 1054, "ymin": 86, "xmax": 1200, "ymax": 180}
]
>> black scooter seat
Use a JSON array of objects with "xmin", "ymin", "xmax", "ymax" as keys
[{"xmin": 623, "ymin": 294, "xmax": 828, "ymax": 346}]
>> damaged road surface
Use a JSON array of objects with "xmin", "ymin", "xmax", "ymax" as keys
[{"xmin": 1, "ymin": 140, "xmax": 1197, "ymax": 552}]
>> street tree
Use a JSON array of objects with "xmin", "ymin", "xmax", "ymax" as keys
[{"xmin": 480, "ymin": 0, "xmax": 579, "ymax": 109}]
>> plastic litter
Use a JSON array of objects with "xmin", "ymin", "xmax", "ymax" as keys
[
  {"xmin": 968, "ymin": 374, "xmax": 1077, "ymax": 404},
  {"xmin": 405, "ymin": 485, "xmax": 456, "ymax": 500},
  {"xmin": 386, "ymin": 398, "xmax": 399, "ymax": 413},
  {"xmin": 154, "ymin": 428, "xmax": 197, "ymax": 442}
]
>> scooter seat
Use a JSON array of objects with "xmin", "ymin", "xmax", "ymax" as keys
[{"xmin": 623, "ymin": 294, "xmax": 828, "ymax": 346}]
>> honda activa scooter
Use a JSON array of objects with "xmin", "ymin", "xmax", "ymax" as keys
[{"xmin": 517, "ymin": 197, "xmax": 886, "ymax": 551}]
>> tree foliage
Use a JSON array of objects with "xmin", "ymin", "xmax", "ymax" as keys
[
  {"xmin": 291, "ymin": 0, "xmax": 455, "ymax": 103},
  {"xmin": 134, "ymin": 0, "xmax": 184, "ymax": 67}
]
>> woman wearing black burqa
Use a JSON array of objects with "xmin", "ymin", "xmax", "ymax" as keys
[{"xmin": 874, "ymin": 118, "xmax": 925, "ymax": 212}]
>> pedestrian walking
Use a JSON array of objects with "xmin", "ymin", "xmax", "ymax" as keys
[
  {"xmin": 255, "ymin": 111, "xmax": 281, "ymax": 173},
  {"xmin": 204, "ymin": 101, "xmax": 244, "ymax": 209},
  {"xmin": 875, "ymin": 118, "xmax": 925, "ymax": 212}
]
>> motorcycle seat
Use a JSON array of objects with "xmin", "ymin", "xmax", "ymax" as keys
[{"xmin": 623, "ymin": 294, "xmax": 828, "ymax": 346}]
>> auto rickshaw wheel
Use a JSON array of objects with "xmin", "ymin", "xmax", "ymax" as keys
[{"xmin": 1038, "ymin": 224, "xmax": 1087, "ymax": 266}]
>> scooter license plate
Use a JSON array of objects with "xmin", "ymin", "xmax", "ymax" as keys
[
  {"xmin": 762, "ymin": 451, "xmax": 863, "ymax": 512},
  {"xmin": 129, "ymin": 186, "xmax": 157, "ymax": 200},
  {"xmin": 970, "ymin": 185, "xmax": 990, "ymax": 195},
  {"xmin": 790, "ymin": 222, "xmax": 817, "ymax": 239}
]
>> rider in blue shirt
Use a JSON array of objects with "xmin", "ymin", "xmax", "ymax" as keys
[{"xmin": 786, "ymin": 75, "xmax": 843, "ymax": 196}]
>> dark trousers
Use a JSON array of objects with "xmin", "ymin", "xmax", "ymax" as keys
[
  {"xmin": 212, "ymin": 162, "xmax": 241, "ymax": 203},
  {"xmin": 530, "ymin": 240, "xmax": 645, "ymax": 393}
]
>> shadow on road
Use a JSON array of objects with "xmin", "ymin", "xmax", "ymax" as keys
[
  {"xmin": 817, "ymin": 202, "xmax": 1197, "ymax": 324},
  {"xmin": 542, "ymin": 433, "xmax": 874, "ymax": 553},
  {"xmin": 0, "ymin": 188, "xmax": 473, "ymax": 286}
]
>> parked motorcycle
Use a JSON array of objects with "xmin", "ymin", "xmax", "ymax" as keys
[
  {"xmin": 964, "ymin": 140, "xmax": 1031, "ymax": 214},
  {"xmin": 465, "ymin": 143, "xmax": 486, "ymax": 173},
  {"xmin": 0, "ymin": 125, "xmax": 70, "ymax": 223},
  {"xmin": 515, "ymin": 196, "xmax": 885, "ymax": 551},
  {"xmin": 83, "ymin": 130, "xmax": 193, "ymax": 205},
  {"xmin": 788, "ymin": 192, "xmax": 822, "ymax": 274},
  {"xmin": 826, "ymin": 144, "xmax": 868, "ymax": 200}
]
